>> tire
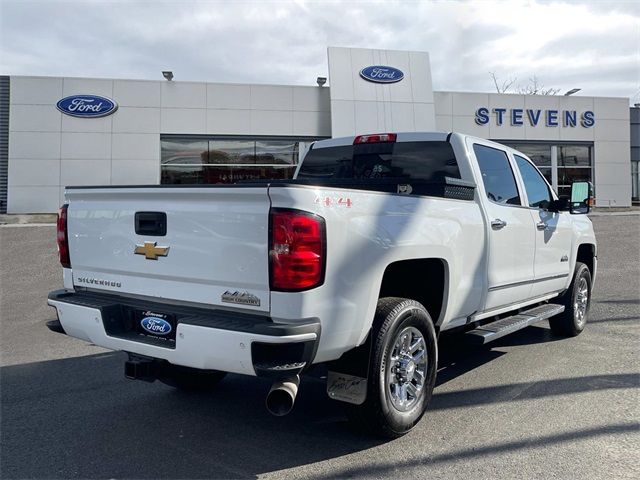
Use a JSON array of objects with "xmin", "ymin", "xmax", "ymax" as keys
[
  {"xmin": 345, "ymin": 297, "xmax": 438, "ymax": 438},
  {"xmin": 158, "ymin": 363, "xmax": 227, "ymax": 392},
  {"xmin": 549, "ymin": 262, "xmax": 592, "ymax": 337}
]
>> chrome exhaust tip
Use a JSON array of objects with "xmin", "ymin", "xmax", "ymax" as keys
[{"xmin": 265, "ymin": 375, "xmax": 300, "ymax": 416}]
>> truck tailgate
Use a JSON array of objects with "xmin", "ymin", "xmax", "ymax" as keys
[{"xmin": 65, "ymin": 186, "xmax": 271, "ymax": 312}]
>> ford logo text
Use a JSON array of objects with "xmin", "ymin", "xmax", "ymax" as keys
[
  {"xmin": 140, "ymin": 317, "xmax": 172, "ymax": 335},
  {"xmin": 359, "ymin": 66, "xmax": 404, "ymax": 84},
  {"xmin": 56, "ymin": 95, "xmax": 118, "ymax": 118}
]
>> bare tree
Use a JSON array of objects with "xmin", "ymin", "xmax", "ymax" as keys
[
  {"xmin": 489, "ymin": 72, "xmax": 560, "ymax": 95},
  {"xmin": 489, "ymin": 71, "xmax": 517, "ymax": 93},
  {"xmin": 516, "ymin": 75, "xmax": 561, "ymax": 95}
]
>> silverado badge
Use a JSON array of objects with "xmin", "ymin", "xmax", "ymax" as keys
[{"xmin": 134, "ymin": 241, "xmax": 170, "ymax": 260}]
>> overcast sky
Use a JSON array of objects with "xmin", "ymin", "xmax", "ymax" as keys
[{"xmin": 1, "ymin": 0, "xmax": 638, "ymax": 102}]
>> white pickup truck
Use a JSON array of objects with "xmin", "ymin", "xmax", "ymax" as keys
[{"xmin": 48, "ymin": 132, "xmax": 596, "ymax": 437}]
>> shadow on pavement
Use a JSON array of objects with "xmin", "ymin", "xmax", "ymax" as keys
[
  {"xmin": 431, "ymin": 372, "xmax": 638, "ymax": 411},
  {"xmin": 596, "ymin": 298, "xmax": 640, "ymax": 305},
  {"xmin": 435, "ymin": 324, "xmax": 565, "ymax": 386},
  {"xmin": 588, "ymin": 315, "xmax": 638, "ymax": 324},
  {"xmin": 313, "ymin": 422, "xmax": 638, "ymax": 479},
  {"xmin": 435, "ymin": 333, "xmax": 505, "ymax": 387},
  {"xmin": 1, "ymin": 351, "xmax": 380, "ymax": 479},
  {"xmin": 2, "ymin": 331, "xmax": 637, "ymax": 479}
]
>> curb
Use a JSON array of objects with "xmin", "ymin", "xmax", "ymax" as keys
[
  {"xmin": 0, "ymin": 223, "xmax": 56, "ymax": 227},
  {"xmin": 589, "ymin": 212, "xmax": 640, "ymax": 217},
  {"xmin": 1, "ymin": 208, "xmax": 638, "ymax": 225},
  {"xmin": 0, "ymin": 214, "xmax": 57, "ymax": 225}
]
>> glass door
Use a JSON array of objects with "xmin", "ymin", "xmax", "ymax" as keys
[{"xmin": 557, "ymin": 145, "xmax": 593, "ymax": 199}]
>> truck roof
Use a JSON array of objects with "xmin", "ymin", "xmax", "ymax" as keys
[
  {"xmin": 311, "ymin": 132, "xmax": 532, "ymax": 162},
  {"xmin": 312, "ymin": 132, "xmax": 450, "ymax": 149}
]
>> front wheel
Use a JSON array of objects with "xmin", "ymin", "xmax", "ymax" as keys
[
  {"xmin": 346, "ymin": 297, "xmax": 438, "ymax": 438},
  {"xmin": 549, "ymin": 262, "xmax": 592, "ymax": 337}
]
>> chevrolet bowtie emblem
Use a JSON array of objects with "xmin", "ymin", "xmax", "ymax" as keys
[{"xmin": 134, "ymin": 241, "xmax": 170, "ymax": 260}]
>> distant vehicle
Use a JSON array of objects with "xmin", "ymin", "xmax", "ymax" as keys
[{"xmin": 48, "ymin": 132, "xmax": 596, "ymax": 437}]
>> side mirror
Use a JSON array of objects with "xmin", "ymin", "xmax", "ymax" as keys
[
  {"xmin": 548, "ymin": 197, "xmax": 570, "ymax": 212},
  {"xmin": 570, "ymin": 181, "xmax": 593, "ymax": 214}
]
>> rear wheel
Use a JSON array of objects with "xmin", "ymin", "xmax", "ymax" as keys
[
  {"xmin": 346, "ymin": 297, "xmax": 437, "ymax": 438},
  {"xmin": 158, "ymin": 363, "xmax": 227, "ymax": 392},
  {"xmin": 549, "ymin": 262, "xmax": 592, "ymax": 337}
]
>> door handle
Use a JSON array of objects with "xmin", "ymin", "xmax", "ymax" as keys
[
  {"xmin": 536, "ymin": 221, "xmax": 548, "ymax": 231},
  {"xmin": 135, "ymin": 212, "xmax": 167, "ymax": 236},
  {"xmin": 491, "ymin": 219, "xmax": 507, "ymax": 230}
]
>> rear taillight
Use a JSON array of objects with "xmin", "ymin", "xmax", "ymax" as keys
[
  {"xmin": 353, "ymin": 133, "xmax": 397, "ymax": 144},
  {"xmin": 270, "ymin": 208, "xmax": 325, "ymax": 291},
  {"xmin": 57, "ymin": 204, "xmax": 71, "ymax": 268}
]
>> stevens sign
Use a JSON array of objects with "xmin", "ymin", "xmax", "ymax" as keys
[
  {"xmin": 475, "ymin": 107, "xmax": 595, "ymax": 128},
  {"xmin": 56, "ymin": 95, "xmax": 118, "ymax": 118}
]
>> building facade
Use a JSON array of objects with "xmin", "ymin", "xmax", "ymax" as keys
[
  {"xmin": 0, "ymin": 47, "xmax": 632, "ymax": 214},
  {"xmin": 631, "ymin": 106, "xmax": 640, "ymax": 202}
]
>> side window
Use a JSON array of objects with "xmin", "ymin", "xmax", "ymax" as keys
[
  {"xmin": 514, "ymin": 155, "xmax": 552, "ymax": 209},
  {"xmin": 473, "ymin": 144, "xmax": 521, "ymax": 206}
]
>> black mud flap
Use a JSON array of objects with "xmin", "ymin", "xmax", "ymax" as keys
[{"xmin": 326, "ymin": 333, "xmax": 371, "ymax": 405}]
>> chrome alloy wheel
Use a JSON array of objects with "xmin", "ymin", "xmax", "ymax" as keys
[
  {"xmin": 574, "ymin": 277, "xmax": 589, "ymax": 328},
  {"xmin": 386, "ymin": 326, "xmax": 428, "ymax": 412}
]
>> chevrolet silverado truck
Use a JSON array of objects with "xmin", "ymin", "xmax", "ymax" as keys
[{"xmin": 47, "ymin": 132, "xmax": 596, "ymax": 437}]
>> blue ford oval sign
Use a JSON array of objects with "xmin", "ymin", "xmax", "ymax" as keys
[
  {"xmin": 56, "ymin": 95, "xmax": 118, "ymax": 118},
  {"xmin": 359, "ymin": 65, "xmax": 404, "ymax": 84},
  {"xmin": 140, "ymin": 317, "xmax": 172, "ymax": 336}
]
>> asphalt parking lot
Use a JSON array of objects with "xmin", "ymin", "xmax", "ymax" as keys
[{"xmin": 1, "ymin": 215, "xmax": 639, "ymax": 479}]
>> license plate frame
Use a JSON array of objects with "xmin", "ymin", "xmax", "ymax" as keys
[{"xmin": 133, "ymin": 309, "xmax": 177, "ymax": 345}]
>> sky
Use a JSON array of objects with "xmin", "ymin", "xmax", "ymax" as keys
[{"xmin": 1, "ymin": 0, "xmax": 639, "ymax": 103}]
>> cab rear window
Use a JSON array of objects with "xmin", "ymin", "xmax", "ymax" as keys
[{"xmin": 298, "ymin": 141, "xmax": 461, "ymax": 182}]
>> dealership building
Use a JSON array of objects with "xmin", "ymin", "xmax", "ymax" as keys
[{"xmin": 0, "ymin": 47, "xmax": 634, "ymax": 214}]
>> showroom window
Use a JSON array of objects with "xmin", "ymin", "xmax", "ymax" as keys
[
  {"xmin": 506, "ymin": 143, "xmax": 552, "ymax": 184},
  {"xmin": 500, "ymin": 142, "xmax": 593, "ymax": 198},
  {"xmin": 160, "ymin": 136, "xmax": 322, "ymax": 184}
]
